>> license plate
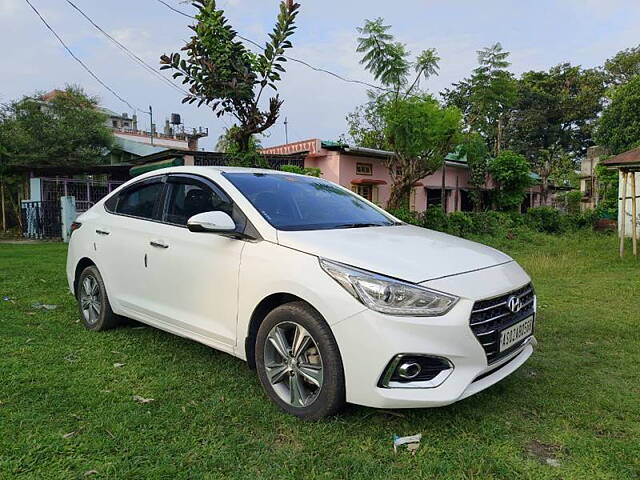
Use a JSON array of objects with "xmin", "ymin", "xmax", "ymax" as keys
[{"xmin": 499, "ymin": 316, "xmax": 534, "ymax": 352}]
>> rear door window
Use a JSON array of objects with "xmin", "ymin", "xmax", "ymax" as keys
[{"xmin": 114, "ymin": 181, "xmax": 164, "ymax": 219}]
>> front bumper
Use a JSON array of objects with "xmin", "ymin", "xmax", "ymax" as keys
[{"xmin": 331, "ymin": 260, "xmax": 536, "ymax": 408}]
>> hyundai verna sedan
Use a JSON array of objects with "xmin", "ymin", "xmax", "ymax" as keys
[{"xmin": 66, "ymin": 166, "xmax": 537, "ymax": 419}]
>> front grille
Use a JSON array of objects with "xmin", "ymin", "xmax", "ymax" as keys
[{"xmin": 469, "ymin": 283, "xmax": 535, "ymax": 364}]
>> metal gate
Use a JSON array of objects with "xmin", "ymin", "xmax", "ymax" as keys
[
  {"xmin": 21, "ymin": 201, "xmax": 62, "ymax": 239},
  {"xmin": 40, "ymin": 177, "xmax": 124, "ymax": 213}
]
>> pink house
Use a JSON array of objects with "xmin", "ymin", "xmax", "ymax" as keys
[{"xmin": 261, "ymin": 139, "xmax": 547, "ymax": 212}]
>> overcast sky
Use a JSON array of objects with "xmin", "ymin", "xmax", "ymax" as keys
[{"xmin": 2, "ymin": 0, "xmax": 639, "ymax": 150}]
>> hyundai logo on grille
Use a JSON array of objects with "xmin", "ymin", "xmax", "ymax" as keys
[{"xmin": 506, "ymin": 295, "xmax": 522, "ymax": 313}]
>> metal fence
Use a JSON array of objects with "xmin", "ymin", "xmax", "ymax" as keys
[
  {"xmin": 21, "ymin": 201, "xmax": 62, "ymax": 239},
  {"xmin": 40, "ymin": 177, "xmax": 124, "ymax": 213}
]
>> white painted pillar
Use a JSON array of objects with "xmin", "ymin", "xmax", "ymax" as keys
[{"xmin": 61, "ymin": 196, "xmax": 76, "ymax": 243}]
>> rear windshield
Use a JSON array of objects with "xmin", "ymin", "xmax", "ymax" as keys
[{"xmin": 223, "ymin": 172, "xmax": 396, "ymax": 231}]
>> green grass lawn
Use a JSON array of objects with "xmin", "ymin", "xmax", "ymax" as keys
[{"xmin": 1, "ymin": 233, "xmax": 639, "ymax": 479}]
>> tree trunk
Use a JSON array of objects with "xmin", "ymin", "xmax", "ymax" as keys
[
  {"xmin": 540, "ymin": 175, "xmax": 549, "ymax": 205},
  {"xmin": 387, "ymin": 180, "xmax": 414, "ymax": 211}
]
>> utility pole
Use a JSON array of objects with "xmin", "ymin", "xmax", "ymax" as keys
[
  {"xmin": 148, "ymin": 105, "xmax": 154, "ymax": 146},
  {"xmin": 284, "ymin": 117, "xmax": 289, "ymax": 144}
]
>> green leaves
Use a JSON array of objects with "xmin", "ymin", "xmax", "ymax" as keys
[
  {"xmin": 159, "ymin": 1, "xmax": 299, "ymax": 153},
  {"xmin": 595, "ymin": 75, "xmax": 640, "ymax": 155},
  {"xmin": 488, "ymin": 150, "xmax": 532, "ymax": 211},
  {"xmin": 356, "ymin": 18, "xmax": 410, "ymax": 88},
  {"xmin": 0, "ymin": 86, "xmax": 114, "ymax": 169}
]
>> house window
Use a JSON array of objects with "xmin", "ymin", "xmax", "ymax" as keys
[
  {"xmin": 356, "ymin": 163, "xmax": 373, "ymax": 175},
  {"xmin": 112, "ymin": 120, "xmax": 118, "ymax": 128},
  {"xmin": 355, "ymin": 184, "xmax": 373, "ymax": 201}
]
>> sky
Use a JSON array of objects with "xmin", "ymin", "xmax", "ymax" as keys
[{"xmin": 1, "ymin": 0, "xmax": 639, "ymax": 150}]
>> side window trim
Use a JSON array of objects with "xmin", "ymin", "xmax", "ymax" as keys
[
  {"xmin": 104, "ymin": 175, "xmax": 166, "ymax": 223},
  {"xmin": 161, "ymin": 175, "xmax": 222, "ymax": 227}
]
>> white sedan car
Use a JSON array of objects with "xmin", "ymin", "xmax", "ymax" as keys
[{"xmin": 66, "ymin": 166, "xmax": 536, "ymax": 419}]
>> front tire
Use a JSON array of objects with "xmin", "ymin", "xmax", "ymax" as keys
[
  {"xmin": 76, "ymin": 265, "xmax": 120, "ymax": 331},
  {"xmin": 255, "ymin": 301, "xmax": 345, "ymax": 420}
]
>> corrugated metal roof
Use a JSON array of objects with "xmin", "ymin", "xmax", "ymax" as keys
[{"xmin": 113, "ymin": 136, "xmax": 168, "ymax": 157}]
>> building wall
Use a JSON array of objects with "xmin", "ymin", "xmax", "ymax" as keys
[
  {"xmin": 308, "ymin": 151, "xmax": 471, "ymax": 213},
  {"xmin": 580, "ymin": 145, "xmax": 607, "ymax": 211}
]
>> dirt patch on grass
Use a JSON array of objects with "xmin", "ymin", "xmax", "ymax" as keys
[{"xmin": 524, "ymin": 440, "xmax": 563, "ymax": 466}]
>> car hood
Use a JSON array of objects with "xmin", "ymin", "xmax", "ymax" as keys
[{"xmin": 277, "ymin": 224, "xmax": 512, "ymax": 283}]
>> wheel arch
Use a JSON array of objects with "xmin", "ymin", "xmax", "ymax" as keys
[
  {"xmin": 73, "ymin": 257, "xmax": 97, "ymax": 297},
  {"xmin": 244, "ymin": 292, "xmax": 323, "ymax": 369}
]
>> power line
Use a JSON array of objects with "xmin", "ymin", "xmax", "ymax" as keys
[
  {"xmin": 64, "ymin": 0, "xmax": 191, "ymax": 99},
  {"xmin": 154, "ymin": 0, "xmax": 401, "ymax": 96},
  {"xmin": 23, "ymin": 0, "xmax": 145, "ymax": 113}
]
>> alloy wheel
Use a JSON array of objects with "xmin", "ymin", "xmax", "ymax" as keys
[
  {"xmin": 263, "ymin": 321, "xmax": 324, "ymax": 407},
  {"xmin": 79, "ymin": 275, "xmax": 101, "ymax": 325}
]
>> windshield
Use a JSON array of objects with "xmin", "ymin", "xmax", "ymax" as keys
[{"xmin": 223, "ymin": 172, "xmax": 396, "ymax": 231}]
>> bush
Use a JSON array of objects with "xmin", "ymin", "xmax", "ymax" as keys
[
  {"xmin": 566, "ymin": 209, "xmax": 599, "ymax": 230},
  {"xmin": 389, "ymin": 205, "xmax": 601, "ymax": 239},
  {"xmin": 525, "ymin": 206, "xmax": 564, "ymax": 233},
  {"xmin": 447, "ymin": 211, "xmax": 474, "ymax": 237},
  {"xmin": 421, "ymin": 207, "xmax": 449, "ymax": 232},
  {"xmin": 387, "ymin": 207, "xmax": 419, "ymax": 225}
]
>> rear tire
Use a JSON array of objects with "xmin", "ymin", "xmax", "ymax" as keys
[
  {"xmin": 76, "ymin": 265, "xmax": 120, "ymax": 331},
  {"xmin": 255, "ymin": 301, "xmax": 345, "ymax": 420}
]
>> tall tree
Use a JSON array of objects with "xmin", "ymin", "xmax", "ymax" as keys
[
  {"xmin": 458, "ymin": 132, "xmax": 490, "ymax": 211},
  {"xmin": 442, "ymin": 43, "xmax": 517, "ymax": 155},
  {"xmin": 161, "ymin": 0, "xmax": 300, "ymax": 158},
  {"xmin": 595, "ymin": 75, "xmax": 640, "ymax": 155},
  {"xmin": 507, "ymin": 64, "xmax": 605, "ymax": 203},
  {"xmin": 382, "ymin": 96, "xmax": 461, "ymax": 210},
  {"xmin": 0, "ymin": 86, "xmax": 113, "ymax": 168},
  {"xmin": 347, "ymin": 18, "xmax": 460, "ymax": 210},
  {"xmin": 604, "ymin": 45, "xmax": 640, "ymax": 87}
]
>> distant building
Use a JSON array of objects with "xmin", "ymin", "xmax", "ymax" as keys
[
  {"xmin": 579, "ymin": 146, "xmax": 607, "ymax": 211},
  {"xmin": 261, "ymin": 139, "xmax": 553, "ymax": 212},
  {"xmin": 100, "ymin": 108, "xmax": 208, "ymax": 155}
]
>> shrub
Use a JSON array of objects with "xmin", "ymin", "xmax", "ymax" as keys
[
  {"xmin": 470, "ymin": 211, "xmax": 514, "ymax": 236},
  {"xmin": 421, "ymin": 207, "xmax": 449, "ymax": 232},
  {"xmin": 566, "ymin": 209, "xmax": 599, "ymax": 230},
  {"xmin": 387, "ymin": 207, "xmax": 419, "ymax": 225},
  {"xmin": 525, "ymin": 206, "xmax": 564, "ymax": 233},
  {"xmin": 447, "ymin": 211, "xmax": 474, "ymax": 237}
]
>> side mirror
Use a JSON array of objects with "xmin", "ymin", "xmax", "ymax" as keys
[{"xmin": 187, "ymin": 211, "xmax": 236, "ymax": 233}]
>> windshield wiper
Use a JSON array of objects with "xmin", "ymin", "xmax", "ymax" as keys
[{"xmin": 333, "ymin": 222, "xmax": 389, "ymax": 229}]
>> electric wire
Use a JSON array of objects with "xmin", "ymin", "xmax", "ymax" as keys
[{"xmin": 23, "ymin": 0, "xmax": 146, "ymax": 113}]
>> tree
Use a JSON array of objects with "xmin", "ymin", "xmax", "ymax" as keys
[
  {"xmin": 348, "ymin": 18, "xmax": 459, "ymax": 210},
  {"xmin": 595, "ymin": 75, "xmax": 640, "ymax": 155},
  {"xmin": 507, "ymin": 64, "xmax": 605, "ymax": 203},
  {"xmin": 160, "ymin": 0, "xmax": 300, "ymax": 159},
  {"xmin": 215, "ymin": 126, "xmax": 262, "ymax": 153},
  {"xmin": 442, "ymin": 43, "xmax": 517, "ymax": 155},
  {"xmin": 0, "ymin": 86, "xmax": 113, "ymax": 229},
  {"xmin": 382, "ymin": 96, "xmax": 461, "ymax": 210},
  {"xmin": 0, "ymin": 86, "xmax": 113, "ymax": 168},
  {"xmin": 604, "ymin": 45, "xmax": 640, "ymax": 87},
  {"xmin": 343, "ymin": 95, "xmax": 388, "ymax": 150},
  {"xmin": 458, "ymin": 132, "xmax": 490, "ymax": 211},
  {"xmin": 488, "ymin": 150, "xmax": 532, "ymax": 211}
]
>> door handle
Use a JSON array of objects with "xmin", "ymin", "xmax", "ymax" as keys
[
  {"xmin": 95, "ymin": 229, "xmax": 110, "ymax": 236},
  {"xmin": 149, "ymin": 240, "xmax": 169, "ymax": 249}
]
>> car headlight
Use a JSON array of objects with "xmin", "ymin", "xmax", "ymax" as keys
[{"xmin": 319, "ymin": 258, "xmax": 459, "ymax": 316}]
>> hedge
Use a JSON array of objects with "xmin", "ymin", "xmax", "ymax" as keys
[{"xmin": 388, "ymin": 206, "xmax": 600, "ymax": 238}]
